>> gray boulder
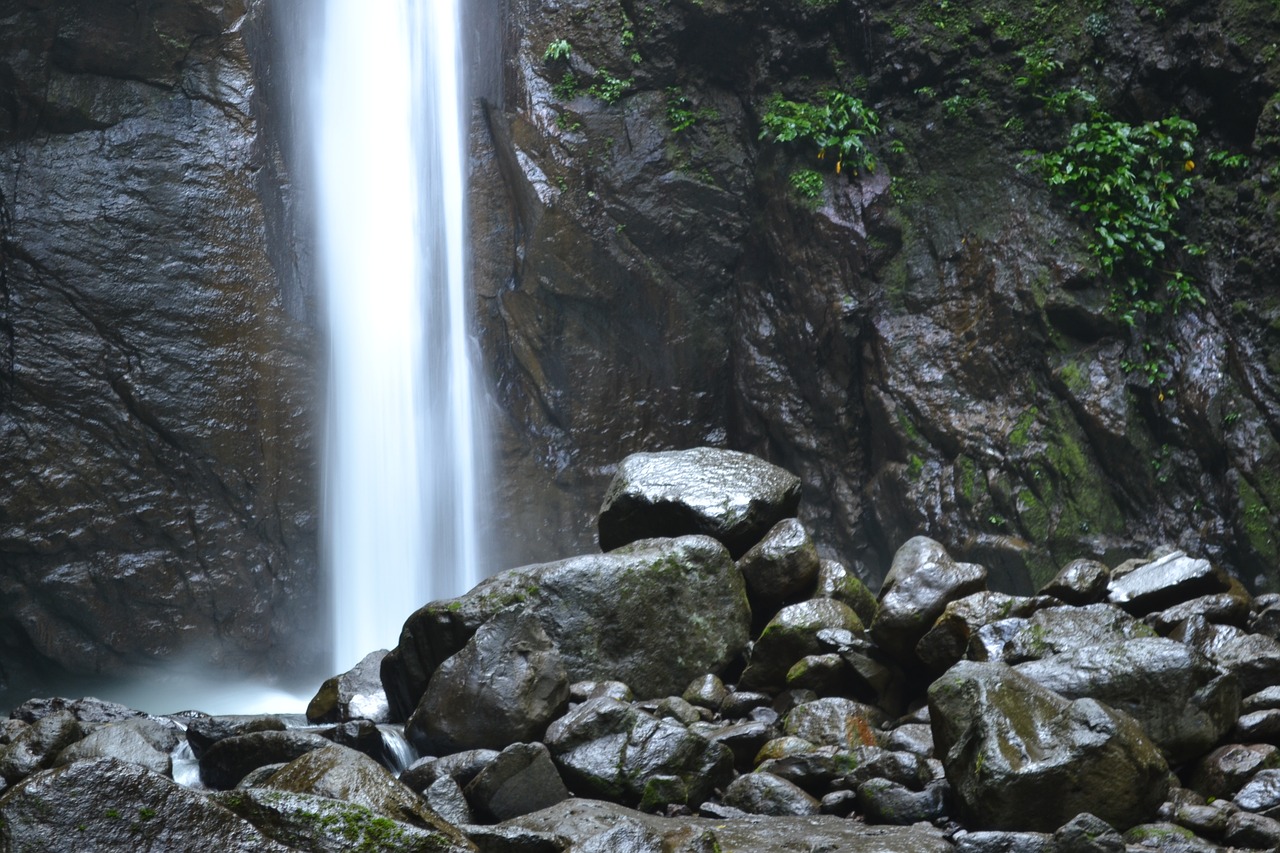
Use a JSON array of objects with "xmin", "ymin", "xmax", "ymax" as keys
[
  {"xmin": 1013, "ymin": 638, "xmax": 1240, "ymax": 764},
  {"xmin": 1054, "ymin": 812, "xmax": 1124, "ymax": 853},
  {"xmin": 0, "ymin": 758, "xmax": 293, "ymax": 852},
  {"xmin": 1000, "ymin": 603, "xmax": 1156, "ymax": 663},
  {"xmin": 53, "ymin": 720, "xmax": 174, "ymax": 776},
  {"xmin": 737, "ymin": 518, "xmax": 821, "ymax": 617},
  {"xmin": 783, "ymin": 697, "xmax": 888, "ymax": 750},
  {"xmin": 215, "ymin": 787, "xmax": 475, "ymax": 852},
  {"xmin": 872, "ymin": 536, "xmax": 987, "ymax": 664},
  {"xmin": 1188, "ymin": 743, "xmax": 1280, "ymax": 800},
  {"xmin": 383, "ymin": 535, "xmax": 750, "ymax": 717},
  {"xmin": 596, "ymin": 447, "xmax": 802, "ymax": 557},
  {"xmin": 185, "ymin": 714, "xmax": 288, "ymax": 759},
  {"xmin": 739, "ymin": 599, "xmax": 864, "ymax": 692},
  {"xmin": 915, "ymin": 592, "xmax": 1054, "ymax": 672},
  {"xmin": 1039, "ymin": 558, "xmax": 1111, "ymax": 605},
  {"xmin": 463, "ymin": 742, "xmax": 569, "ymax": 822},
  {"xmin": 0, "ymin": 711, "xmax": 83, "ymax": 785},
  {"xmin": 1107, "ymin": 551, "xmax": 1231, "ymax": 615},
  {"xmin": 307, "ymin": 649, "xmax": 392, "ymax": 724},
  {"xmin": 400, "ymin": 749, "xmax": 500, "ymax": 795},
  {"xmin": 542, "ymin": 696, "xmax": 733, "ymax": 809},
  {"xmin": 198, "ymin": 730, "xmax": 333, "ymax": 790},
  {"xmin": 856, "ymin": 777, "xmax": 948, "ymax": 825},
  {"xmin": 263, "ymin": 745, "xmax": 467, "ymax": 840},
  {"xmin": 503, "ymin": 798, "xmax": 954, "ymax": 851},
  {"xmin": 929, "ymin": 660, "xmax": 1169, "ymax": 832},
  {"xmin": 1234, "ymin": 768, "xmax": 1280, "ymax": 817},
  {"xmin": 816, "ymin": 559, "xmax": 878, "ymax": 625},
  {"xmin": 722, "ymin": 771, "xmax": 820, "ymax": 816},
  {"xmin": 407, "ymin": 607, "xmax": 568, "ymax": 754}
]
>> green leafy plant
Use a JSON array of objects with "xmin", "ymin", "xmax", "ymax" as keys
[
  {"xmin": 759, "ymin": 89, "xmax": 881, "ymax": 174},
  {"xmin": 552, "ymin": 71, "xmax": 580, "ymax": 100},
  {"xmin": 590, "ymin": 71, "xmax": 633, "ymax": 104},
  {"xmin": 789, "ymin": 168, "xmax": 825, "ymax": 199},
  {"xmin": 1034, "ymin": 112, "xmax": 1204, "ymax": 324},
  {"xmin": 666, "ymin": 88, "xmax": 697, "ymax": 132},
  {"xmin": 543, "ymin": 39, "xmax": 572, "ymax": 61}
]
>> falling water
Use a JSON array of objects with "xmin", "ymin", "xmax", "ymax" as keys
[{"xmin": 315, "ymin": 0, "xmax": 483, "ymax": 673}]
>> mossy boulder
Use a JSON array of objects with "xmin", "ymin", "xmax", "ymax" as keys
[{"xmin": 929, "ymin": 661, "xmax": 1169, "ymax": 832}]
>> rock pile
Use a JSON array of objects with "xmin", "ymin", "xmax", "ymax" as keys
[{"xmin": 3, "ymin": 448, "xmax": 1280, "ymax": 851}]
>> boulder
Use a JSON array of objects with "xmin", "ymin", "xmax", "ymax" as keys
[
  {"xmin": 53, "ymin": 721, "xmax": 172, "ymax": 776},
  {"xmin": 739, "ymin": 599, "xmax": 863, "ymax": 692},
  {"xmin": 1233, "ymin": 768, "xmax": 1280, "ymax": 817},
  {"xmin": 928, "ymin": 660, "xmax": 1169, "ymax": 832},
  {"xmin": 596, "ymin": 447, "xmax": 801, "ymax": 557},
  {"xmin": 8, "ymin": 697, "xmax": 144, "ymax": 725},
  {"xmin": 737, "ymin": 518, "xmax": 821, "ymax": 618},
  {"xmin": 0, "ymin": 758, "xmax": 292, "ymax": 852},
  {"xmin": 1013, "ymin": 638, "xmax": 1240, "ymax": 764},
  {"xmin": 542, "ymin": 696, "xmax": 733, "ymax": 809},
  {"xmin": 999, "ymin": 603, "xmax": 1156, "ymax": 663},
  {"xmin": 383, "ymin": 535, "xmax": 750, "ymax": 717},
  {"xmin": 502, "ymin": 799, "xmax": 954, "ymax": 851},
  {"xmin": 915, "ymin": 592, "xmax": 1054, "ymax": 672},
  {"xmin": 856, "ymin": 777, "xmax": 948, "ymax": 825},
  {"xmin": 216, "ymin": 788, "xmax": 475, "ymax": 852},
  {"xmin": 1038, "ymin": 559, "xmax": 1110, "ymax": 605},
  {"xmin": 1188, "ymin": 743, "xmax": 1280, "ymax": 800},
  {"xmin": 400, "ymin": 749, "xmax": 500, "ymax": 795},
  {"xmin": 783, "ymin": 697, "xmax": 887, "ymax": 751},
  {"xmin": 185, "ymin": 714, "xmax": 288, "ymax": 759},
  {"xmin": 263, "ymin": 745, "xmax": 466, "ymax": 840},
  {"xmin": 1107, "ymin": 551, "xmax": 1231, "ymax": 616},
  {"xmin": 722, "ymin": 771, "xmax": 820, "ymax": 816},
  {"xmin": 407, "ymin": 607, "xmax": 569, "ymax": 754},
  {"xmin": 463, "ymin": 742, "xmax": 570, "ymax": 822},
  {"xmin": 815, "ymin": 559, "xmax": 878, "ymax": 625},
  {"xmin": 199, "ymin": 730, "xmax": 333, "ymax": 790},
  {"xmin": 0, "ymin": 711, "xmax": 83, "ymax": 784},
  {"xmin": 872, "ymin": 536, "xmax": 987, "ymax": 665},
  {"xmin": 1052, "ymin": 812, "xmax": 1125, "ymax": 853},
  {"xmin": 307, "ymin": 649, "xmax": 392, "ymax": 724}
]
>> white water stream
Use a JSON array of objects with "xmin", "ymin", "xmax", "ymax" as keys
[{"xmin": 315, "ymin": 0, "xmax": 483, "ymax": 674}]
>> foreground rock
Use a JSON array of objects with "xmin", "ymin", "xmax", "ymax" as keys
[
  {"xmin": 503, "ymin": 798, "xmax": 954, "ymax": 851},
  {"xmin": 383, "ymin": 535, "xmax": 750, "ymax": 717},
  {"xmin": 597, "ymin": 448, "xmax": 802, "ymax": 556},
  {"xmin": 0, "ymin": 758, "xmax": 293, "ymax": 852},
  {"xmin": 929, "ymin": 660, "xmax": 1170, "ymax": 832},
  {"xmin": 407, "ymin": 607, "xmax": 568, "ymax": 754}
]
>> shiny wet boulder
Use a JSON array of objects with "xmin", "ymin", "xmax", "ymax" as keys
[
  {"xmin": 928, "ymin": 660, "xmax": 1169, "ymax": 832},
  {"xmin": 872, "ymin": 536, "xmax": 987, "ymax": 665},
  {"xmin": 597, "ymin": 447, "xmax": 801, "ymax": 557}
]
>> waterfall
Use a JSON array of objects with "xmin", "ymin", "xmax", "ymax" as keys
[{"xmin": 314, "ymin": 0, "xmax": 483, "ymax": 674}]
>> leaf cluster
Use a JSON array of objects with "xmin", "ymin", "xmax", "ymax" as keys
[
  {"xmin": 1035, "ymin": 113, "xmax": 1203, "ymax": 324},
  {"xmin": 759, "ymin": 89, "xmax": 881, "ymax": 174}
]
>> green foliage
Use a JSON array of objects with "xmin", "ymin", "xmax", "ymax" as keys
[
  {"xmin": 790, "ymin": 168, "xmax": 825, "ymax": 199},
  {"xmin": 553, "ymin": 71, "xmax": 580, "ymax": 100},
  {"xmin": 666, "ymin": 88, "xmax": 697, "ymax": 132},
  {"xmin": 759, "ymin": 89, "xmax": 881, "ymax": 174},
  {"xmin": 590, "ymin": 71, "xmax": 633, "ymax": 104},
  {"xmin": 543, "ymin": 39, "xmax": 572, "ymax": 62},
  {"xmin": 1034, "ymin": 112, "xmax": 1204, "ymax": 324}
]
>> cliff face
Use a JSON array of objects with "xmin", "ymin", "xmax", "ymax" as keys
[
  {"xmin": 0, "ymin": 0, "xmax": 319, "ymax": 691},
  {"xmin": 4, "ymin": 0, "xmax": 1280, "ymax": 689},
  {"xmin": 476, "ymin": 0, "xmax": 1280, "ymax": 591}
]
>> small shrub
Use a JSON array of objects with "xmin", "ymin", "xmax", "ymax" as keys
[
  {"xmin": 543, "ymin": 39, "xmax": 572, "ymax": 62},
  {"xmin": 590, "ymin": 71, "xmax": 633, "ymax": 104},
  {"xmin": 789, "ymin": 168, "xmax": 825, "ymax": 199},
  {"xmin": 666, "ymin": 88, "xmax": 697, "ymax": 132},
  {"xmin": 759, "ymin": 89, "xmax": 881, "ymax": 174},
  {"xmin": 552, "ymin": 71, "xmax": 580, "ymax": 100}
]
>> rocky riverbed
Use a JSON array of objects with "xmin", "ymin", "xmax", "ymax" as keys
[{"xmin": 3, "ymin": 448, "xmax": 1280, "ymax": 852}]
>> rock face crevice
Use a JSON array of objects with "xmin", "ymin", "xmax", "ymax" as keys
[{"xmin": 0, "ymin": 0, "xmax": 319, "ymax": 691}]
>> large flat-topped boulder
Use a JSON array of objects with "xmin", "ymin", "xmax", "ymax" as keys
[{"xmin": 597, "ymin": 448, "xmax": 802, "ymax": 557}]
